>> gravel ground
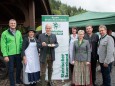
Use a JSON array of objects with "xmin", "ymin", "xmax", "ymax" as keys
[
  {"xmin": 0, "ymin": 65, "xmax": 115, "ymax": 86},
  {"xmin": 64, "ymin": 64, "xmax": 115, "ymax": 86}
]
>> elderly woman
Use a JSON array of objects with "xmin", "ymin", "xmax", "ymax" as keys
[
  {"xmin": 22, "ymin": 29, "xmax": 41, "ymax": 86},
  {"xmin": 72, "ymin": 30, "xmax": 91, "ymax": 86}
]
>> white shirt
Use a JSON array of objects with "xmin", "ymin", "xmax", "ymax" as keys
[{"xmin": 69, "ymin": 34, "xmax": 78, "ymax": 64}]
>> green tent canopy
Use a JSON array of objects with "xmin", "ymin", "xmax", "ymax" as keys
[{"xmin": 69, "ymin": 11, "xmax": 115, "ymax": 27}]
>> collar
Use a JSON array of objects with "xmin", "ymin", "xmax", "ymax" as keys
[
  {"xmin": 77, "ymin": 39, "xmax": 84, "ymax": 46},
  {"xmin": 86, "ymin": 33, "xmax": 93, "ymax": 37},
  {"xmin": 10, "ymin": 28, "xmax": 16, "ymax": 33},
  {"xmin": 45, "ymin": 33, "xmax": 51, "ymax": 36},
  {"xmin": 28, "ymin": 37, "xmax": 34, "ymax": 39},
  {"xmin": 8, "ymin": 29, "xmax": 16, "ymax": 36},
  {"xmin": 101, "ymin": 34, "xmax": 107, "ymax": 39},
  {"xmin": 71, "ymin": 34, "xmax": 78, "ymax": 39},
  {"xmin": 78, "ymin": 39, "xmax": 84, "ymax": 42}
]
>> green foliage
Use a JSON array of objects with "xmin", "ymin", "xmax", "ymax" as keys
[
  {"xmin": 49, "ymin": 0, "xmax": 87, "ymax": 16},
  {"xmin": 36, "ymin": 25, "xmax": 42, "ymax": 31},
  {"xmin": 52, "ymin": 10, "xmax": 62, "ymax": 15}
]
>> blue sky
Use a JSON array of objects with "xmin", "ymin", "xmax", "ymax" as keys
[{"xmin": 60, "ymin": 0, "xmax": 115, "ymax": 12}]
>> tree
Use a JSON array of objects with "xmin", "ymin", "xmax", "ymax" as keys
[{"xmin": 49, "ymin": 0, "xmax": 86, "ymax": 16}]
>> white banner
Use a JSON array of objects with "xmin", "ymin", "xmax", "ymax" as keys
[{"xmin": 42, "ymin": 15, "xmax": 69, "ymax": 80}]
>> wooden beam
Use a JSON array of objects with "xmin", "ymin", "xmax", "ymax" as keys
[
  {"xmin": 29, "ymin": 0, "xmax": 35, "ymax": 29},
  {"xmin": 0, "ymin": 3, "xmax": 15, "ymax": 18},
  {"xmin": 16, "ymin": 0, "xmax": 35, "ymax": 28},
  {"xmin": 41, "ymin": 0, "xmax": 49, "ymax": 14},
  {"xmin": 0, "ymin": 1, "xmax": 29, "ymax": 27}
]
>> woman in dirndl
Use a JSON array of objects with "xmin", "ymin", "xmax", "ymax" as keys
[
  {"xmin": 72, "ymin": 30, "xmax": 92, "ymax": 86},
  {"xmin": 22, "ymin": 28, "xmax": 41, "ymax": 86}
]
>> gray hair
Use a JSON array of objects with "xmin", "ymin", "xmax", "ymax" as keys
[
  {"xmin": 99, "ymin": 25, "xmax": 107, "ymax": 30},
  {"xmin": 78, "ymin": 30, "xmax": 85, "ymax": 34},
  {"xmin": 45, "ymin": 23, "xmax": 52, "ymax": 29}
]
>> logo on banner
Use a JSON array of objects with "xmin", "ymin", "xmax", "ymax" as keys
[
  {"xmin": 52, "ymin": 22, "xmax": 63, "ymax": 35},
  {"xmin": 53, "ymin": 22, "xmax": 60, "ymax": 29}
]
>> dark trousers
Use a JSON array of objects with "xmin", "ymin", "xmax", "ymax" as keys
[
  {"xmin": 100, "ymin": 63, "xmax": 112, "ymax": 86},
  {"xmin": 69, "ymin": 63, "xmax": 74, "ymax": 80},
  {"xmin": 69, "ymin": 63, "xmax": 74, "ymax": 74},
  {"xmin": 8, "ymin": 54, "xmax": 22, "ymax": 86},
  {"xmin": 40, "ymin": 55, "xmax": 53, "ymax": 86},
  {"xmin": 91, "ymin": 58, "xmax": 97, "ymax": 85}
]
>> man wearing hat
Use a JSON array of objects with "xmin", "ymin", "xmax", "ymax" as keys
[
  {"xmin": 38, "ymin": 24, "xmax": 59, "ymax": 86},
  {"xmin": 1, "ymin": 19, "xmax": 23, "ymax": 86}
]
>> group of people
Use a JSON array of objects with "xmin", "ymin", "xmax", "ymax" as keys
[
  {"xmin": 0, "ymin": 19, "xmax": 115, "ymax": 86},
  {"xmin": 1, "ymin": 19, "xmax": 59, "ymax": 86},
  {"xmin": 69, "ymin": 25, "xmax": 115, "ymax": 86}
]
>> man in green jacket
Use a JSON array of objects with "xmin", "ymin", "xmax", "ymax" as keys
[{"xmin": 1, "ymin": 19, "xmax": 23, "ymax": 86}]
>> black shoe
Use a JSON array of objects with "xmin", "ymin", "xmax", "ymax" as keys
[
  {"xmin": 24, "ymin": 84, "xmax": 30, "ymax": 86},
  {"xmin": 100, "ymin": 84, "xmax": 104, "ymax": 86},
  {"xmin": 71, "ymin": 84, "xmax": 75, "ymax": 86},
  {"xmin": 47, "ymin": 81, "xmax": 53, "ymax": 86},
  {"xmin": 93, "ymin": 83, "xmax": 98, "ymax": 86},
  {"xmin": 16, "ymin": 80, "xmax": 23, "ymax": 84},
  {"xmin": 16, "ymin": 80, "xmax": 23, "ymax": 86},
  {"xmin": 30, "ymin": 83, "xmax": 36, "ymax": 86}
]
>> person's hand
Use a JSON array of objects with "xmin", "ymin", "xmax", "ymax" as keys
[
  {"xmin": 51, "ymin": 44, "xmax": 55, "ymax": 47},
  {"xmin": 4, "ymin": 57, "xmax": 9, "ymax": 62},
  {"xmin": 48, "ymin": 44, "xmax": 52, "ymax": 47},
  {"xmin": 103, "ymin": 63, "xmax": 108, "ymax": 67},
  {"xmin": 42, "ymin": 42, "xmax": 47, "ymax": 46},
  {"xmin": 86, "ymin": 62, "xmax": 90, "ymax": 65},
  {"xmin": 48, "ymin": 44, "xmax": 55, "ymax": 47},
  {"xmin": 72, "ymin": 61, "xmax": 75, "ymax": 65},
  {"xmin": 23, "ymin": 56, "xmax": 27, "ymax": 65}
]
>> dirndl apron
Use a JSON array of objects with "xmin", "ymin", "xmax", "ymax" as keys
[{"xmin": 23, "ymin": 39, "xmax": 40, "ymax": 84}]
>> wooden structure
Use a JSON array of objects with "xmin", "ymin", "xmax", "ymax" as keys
[{"xmin": 0, "ymin": 0, "xmax": 51, "ymax": 28}]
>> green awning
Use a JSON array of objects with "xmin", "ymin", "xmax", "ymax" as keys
[{"xmin": 69, "ymin": 11, "xmax": 115, "ymax": 27}]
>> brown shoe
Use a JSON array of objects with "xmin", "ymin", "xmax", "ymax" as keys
[
  {"xmin": 71, "ymin": 84, "xmax": 75, "ymax": 86},
  {"xmin": 47, "ymin": 81, "xmax": 53, "ymax": 86}
]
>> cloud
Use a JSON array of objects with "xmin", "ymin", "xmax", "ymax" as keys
[{"xmin": 61, "ymin": 0, "xmax": 115, "ymax": 12}]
